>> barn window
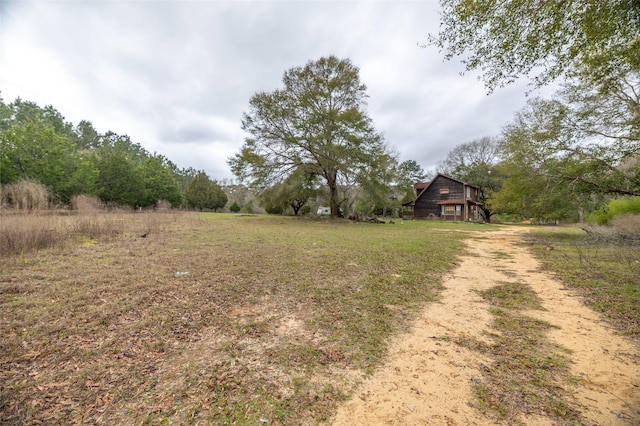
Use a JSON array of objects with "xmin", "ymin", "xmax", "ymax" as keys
[{"xmin": 439, "ymin": 188, "xmax": 449, "ymax": 194}]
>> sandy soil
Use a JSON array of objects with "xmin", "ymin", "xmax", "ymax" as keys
[{"xmin": 332, "ymin": 227, "xmax": 639, "ymax": 425}]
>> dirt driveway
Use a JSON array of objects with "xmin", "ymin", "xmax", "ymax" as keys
[{"xmin": 333, "ymin": 227, "xmax": 639, "ymax": 425}]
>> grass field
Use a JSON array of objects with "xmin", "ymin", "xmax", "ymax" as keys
[{"xmin": 1, "ymin": 212, "xmax": 487, "ymax": 425}]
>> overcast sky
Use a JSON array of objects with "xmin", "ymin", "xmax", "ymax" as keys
[{"xmin": 1, "ymin": 0, "xmax": 545, "ymax": 181}]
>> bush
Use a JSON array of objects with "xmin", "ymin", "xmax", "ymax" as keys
[
  {"xmin": 265, "ymin": 204, "xmax": 284, "ymax": 215},
  {"xmin": 229, "ymin": 202, "xmax": 241, "ymax": 213},
  {"xmin": 588, "ymin": 197, "xmax": 640, "ymax": 225},
  {"xmin": 242, "ymin": 201, "xmax": 255, "ymax": 214},
  {"xmin": 610, "ymin": 214, "xmax": 640, "ymax": 238}
]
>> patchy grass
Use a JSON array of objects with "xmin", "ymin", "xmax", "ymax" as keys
[
  {"xmin": 525, "ymin": 226, "xmax": 640, "ymax": 339},
  {"xmin": 0, "ymin": 213, "xmax": 479, "ymax": 424},
  {"xmin": 460, "ymin": 281, "xmax": 580, "ymax": 423}
]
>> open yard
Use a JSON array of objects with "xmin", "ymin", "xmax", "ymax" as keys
[
  {"xmin": 1, "ymin": 213, "xmax": 475, "ymax": 424},
  {"xmin": 1, "ymin": 213, "xmax": 638, "ymax": 425}
]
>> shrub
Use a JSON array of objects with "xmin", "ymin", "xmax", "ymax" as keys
[
  {"xmin": 588, "ymin": 197, "xmax": 640, "ymax": 225},
  {"xmin": 242, "ymin": 201, "xmax": 255, "ymax": 214},
  {"xmin": 229, "ymin": 202, "xmax": 241, "ymax": 213}
]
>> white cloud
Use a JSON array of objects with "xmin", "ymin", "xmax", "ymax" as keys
[{"xmin": 0, "ymin": 0, "xmax": 543, "ymax": 180}]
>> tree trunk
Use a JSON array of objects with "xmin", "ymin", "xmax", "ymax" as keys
[
  {"xmin": 329, "ymin": 184, "xmax": 339, "ymax": 218},
  {"xmin": 326, "ymin": 170, "xmax": 339, "ymax": 218},
  {"xmin": 480, "ymin": 206, "xmax": 492, "ymax": 223}
]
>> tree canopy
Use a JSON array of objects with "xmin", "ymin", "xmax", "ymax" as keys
[
  {"xmin": 229, "ymin": 56, "xmax": 395, "ymax": 218},
  {"xmin": 0, "ymin": 95, "xmax": 215, "ymax": 210},
  {"xmin": 431, "ymin": 0, "xmax": 640, "ymax": 90},
  {"xmin": 259, "ymin": 166, "xmax": 321, "ymax": 215},
  {"xmin": 185, "ymin": 172, "xmax": 227, "ymax": 211}
]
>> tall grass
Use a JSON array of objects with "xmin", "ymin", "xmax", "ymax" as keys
[
  {"xmin": 0, "ymin": 211, "xmax": 177, "ymax": 256},
  {"xmin": 0, "ymin": 179, "xmax": 49, "ymax": 211}
]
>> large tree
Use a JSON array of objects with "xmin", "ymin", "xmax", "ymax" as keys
[
  {"xmin": 438, "ymin": 136, "xmax": 503, "ymax": 222},
  {"xmin": 0, "ymin": 115, "xmax": 85, "ymax": 204},
  {"xmin": 94, "ymin": 149, "xmax": 144, "ymax": 208},
  {"xmin": 185, "ymin": 172, "xmax": 227, "ymax": 212},
  {"xmin": 430, "ymin": 0, "xmax": 640, "ymax": 90},
  {"xmin": 228, "ymin": 56, "xmax": 392, "ymax": 218}
]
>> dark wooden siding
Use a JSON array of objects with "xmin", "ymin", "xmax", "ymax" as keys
[{"xmin": 414, "ymin": 176, "xmax": 464, "ymax": 219}]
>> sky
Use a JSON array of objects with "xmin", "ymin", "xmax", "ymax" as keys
[{"xmin": 0, "ymin": 0, "xmax": 546, "ymax": 181}]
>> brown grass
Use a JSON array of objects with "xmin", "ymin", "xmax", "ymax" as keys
[
  {"xmin": 1, "ymin": 179, "xmax": 49, "ymax": 211},
  {"xmin": 0, "ymin": 213, "xmax": 467, "ymax": 424},
  {"xmin": 582, "ymin": 214, "xmax": 640, "ymax": 244},
  {"xmin": 71, "ymin": 194, "xmax": 105, "ymax": 212}
]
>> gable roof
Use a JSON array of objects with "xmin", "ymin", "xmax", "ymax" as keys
[{"xmin": 414, "ymin": 173, "xmax": 478, "ymax": 200}]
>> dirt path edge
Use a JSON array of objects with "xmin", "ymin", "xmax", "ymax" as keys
[{"xmin": 332, "ymin": 227, "xmax": 639, "ymax": 425}]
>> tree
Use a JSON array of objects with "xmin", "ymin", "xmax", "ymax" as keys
[
  {"xmin": 185, "ymin": 172, "xmax": 227, "ymax": 211},
  {"xmin": 260, "ymin": 166, "xmax": 320, "ymax": 215},
  {"xmin": 74, "ymin": 120, "xmax": 101, "ymax": 150},
  {"xmin": 493, "ymin": 96, "xmax": 634, "ymax": 222},
  {"xmin": 0, "ymin": 117, "xmax": 81, "ymax": 204},
  {"xmin": 355, "ymin": 148, "xmax": 399, "ymax": 216},
  {"xmin": 438, "ymin": 137, "xmax": 503, "ymax": 222},
  {"xmin": 396, "ymin": 160, "xmax": 429, "ymax": 202},
  {"xmin": 430, "ymin": 0, "xmax": 640, "ymax": 90},
  {"xmin": 228, "ymin": 56, "xmax": 393, "ymax": 218},
  {"xmin": 94, "ymin": 149, "xmax": 144, "ymax": 208},
  {"xmin": 508, "ymin": 96, "xmax": 638, "ymax": 197},
  {"xmin": 491, "ymin": 153, "xmax": 583, "ymax": 222},
  {"xmin": 140, "ymin": 155, "xmax": 183, "ymax": 208}
]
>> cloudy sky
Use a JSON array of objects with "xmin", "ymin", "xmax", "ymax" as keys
[{"xmin": 1, "ymin": 0, "xmax": 545, "ymax": 181}]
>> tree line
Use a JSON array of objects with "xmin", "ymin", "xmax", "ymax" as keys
[{"xmin": 0, "ymin": 97, "xmax": 227, "ymax": 211}]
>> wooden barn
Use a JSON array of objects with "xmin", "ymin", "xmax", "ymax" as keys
[{"xmin": 403, "ymin": 174, "xmax": 483, "ymax": 221}]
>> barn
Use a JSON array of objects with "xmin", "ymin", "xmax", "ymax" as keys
[{"xmin": 403, "ymin": 173, "xmax": 483, "ymax": 221}]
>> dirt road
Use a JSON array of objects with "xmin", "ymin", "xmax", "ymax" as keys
[{"xmin": 333, "ymin": 227, "xmax": 639, "ymax": 425}]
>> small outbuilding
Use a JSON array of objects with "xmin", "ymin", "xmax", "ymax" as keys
[{"xmin": 403, "ymin": 173, "xmax": 482, "ymax": 221}]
